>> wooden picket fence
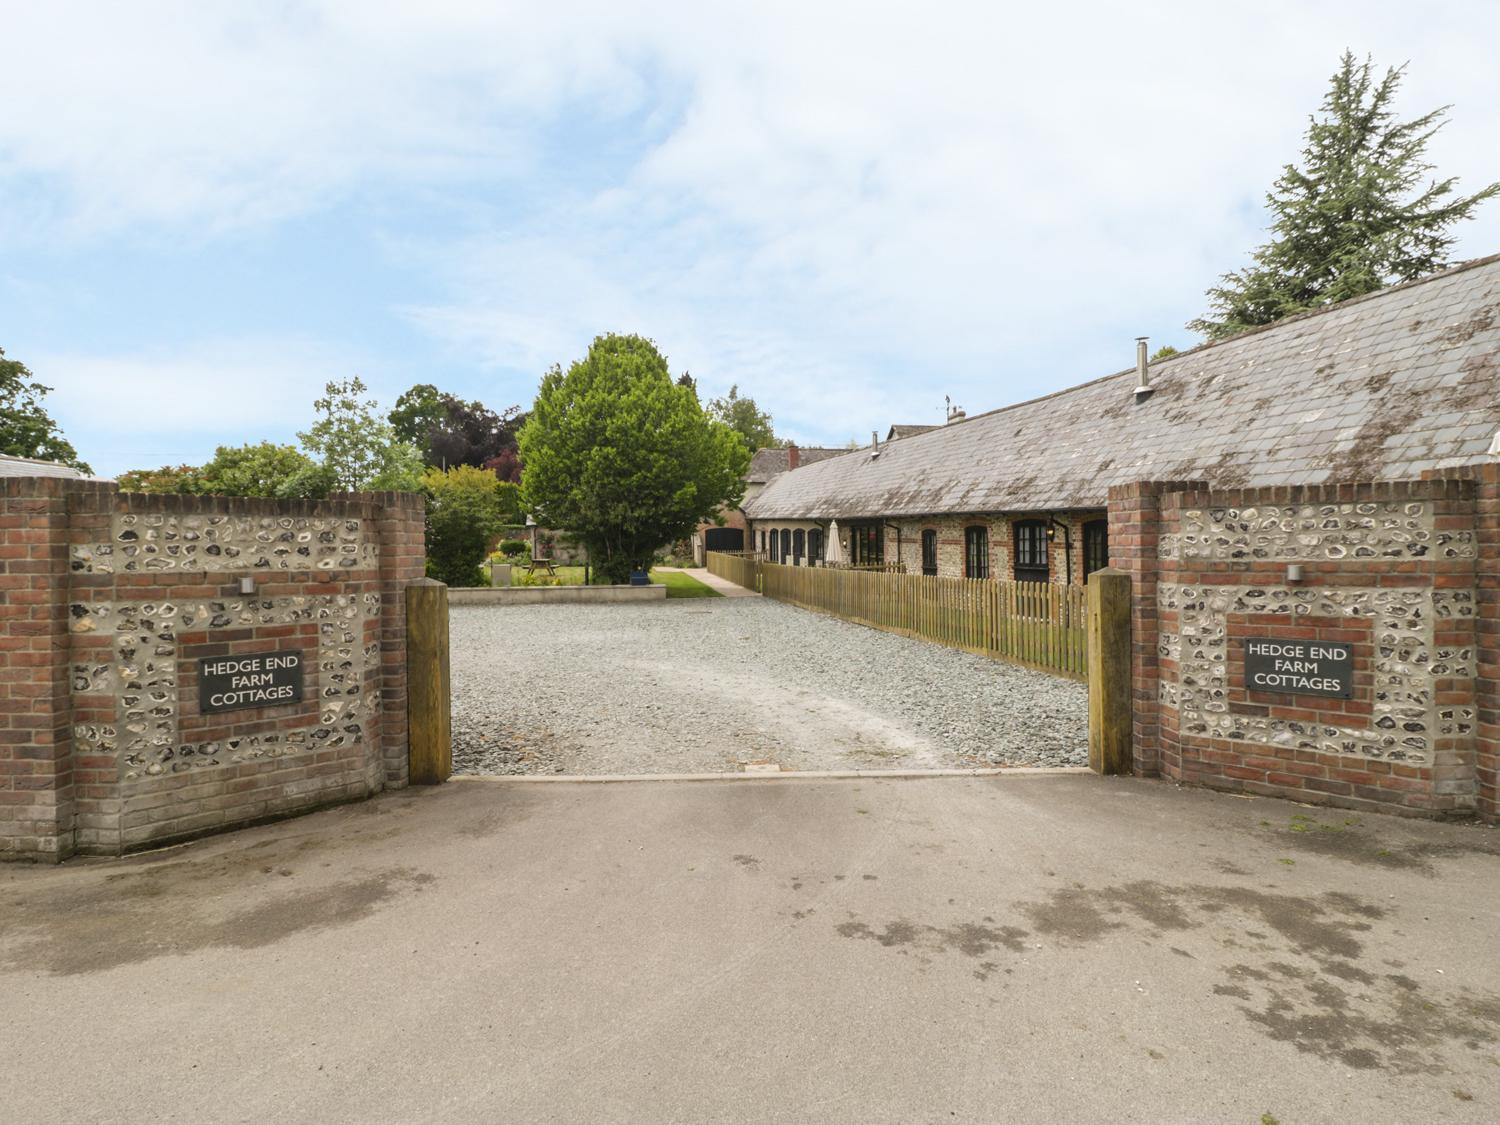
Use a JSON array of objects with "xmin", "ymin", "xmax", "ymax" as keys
[
  {"xmin": 706, "ymin": 550, "xmax": 761, "ymax": 591},
  {"xmin": 706, "ymin": 553, "xmax": 1087, "ymax": 681}
]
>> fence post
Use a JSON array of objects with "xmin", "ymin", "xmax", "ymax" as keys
[
  {"xmin": 406, "ymin": 578, "xmax": 452, "ymax": 784},
  {"xmin": 1087, "ymin": 568, "xmax": 1132, "ymax": 775}
]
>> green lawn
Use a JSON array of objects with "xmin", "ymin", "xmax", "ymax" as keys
[{"xmin": 649, "ymin": 569, "xmax": 722, "ymax": 598}]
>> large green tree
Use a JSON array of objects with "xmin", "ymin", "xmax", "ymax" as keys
[
  {"xmin": 707, "ymin": 384, "xmax": 781, "ymax": 453},
  {"xmin": 298, "ymin": 377, "xmax": 423, "ymax": 491},
  {"xmin": 1191, "ymin": 53, "xmax": 1500, "ymax": 341},
  {"xmin": 0, "ymin": 347, "xmax": 89, "ymax": 470},
  {"xmin": 519, "ymin": 334, "xmax": 750, "ymax": 584}
]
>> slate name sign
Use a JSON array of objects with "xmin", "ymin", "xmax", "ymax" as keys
[
  {"xmin": 1242, "ymin": 638, "xmax": 1353, "ymax": 699},
  {"xmin": 199, "ymin": 651, "xmax": 304, "ymax": 714}
]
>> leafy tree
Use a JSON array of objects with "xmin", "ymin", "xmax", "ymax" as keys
[
  {"xmin": 707, "ymin": 384, "xmax": 781, "ymax": 453},
  {"xmin": 520, "ymin": 334, "xmax": 750, "ymax": 584},
  {"xmin": 0, "ymin": 347, "xmax": 90, "ymax": 471},
  {"xmin": 482, "ymin": 447, "xmax": 522, "ymax": 484},
  {"xmin": 390, "ymin": 383, "xmax": 526, "ymax": 473},
  {"xmin": 194, "ymin": 442, "xmax": 333, "ymax": 498},
  {"xmin": 427, "ymin": 397, "xmax": 525, "ymax": 471},
  {"xmin": 1149, "ymin": 345, "xmax": 1179, "ymax": 362},
  {"xmin": 1192, "ymin": 53, "xmax": 1500, "ymax": 340},
  {"xmin": 116, "ymin": 464, "xmax": 199, "ymax": 494},
  {"xmin": 422, "ymin": 464, "xmax": 522, "ymax": 586},
  {"xmin": 389, "ymin": 384, "xmax": 448, "ymax": 446},
  {"xmin": 298, "ymin": 378, "xmax": 423, "ymax": 491},
  {"xmin": 676, "ymin": 372, "xmax": 698, "ymax": 395}
]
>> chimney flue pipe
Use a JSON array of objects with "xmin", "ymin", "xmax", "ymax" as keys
[{"xmin": 1133, "ymin": 336, "xmax": 1153, "ymax": 400}]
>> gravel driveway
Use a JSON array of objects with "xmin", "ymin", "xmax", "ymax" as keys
[{"xmin": 451, "ymin": 599, "xmax": 1087, "ymax": 775}]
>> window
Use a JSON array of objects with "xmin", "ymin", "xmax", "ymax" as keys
[
  {"xmin": 793, "ymin": 528, "xmax": 805, "ymax": 566},
  {"xmin": 769, "ymin": 529, "xmax": 779, "ymax": 561},
  {"xmin": 1013, "ymin": 519, "xmax": 1049, "ymax": 584},
  {"xmin": 1083, "ymin": 519, "xmax": 1109, "ymax": 579},
  {"xmin": 921, "ymin": 529, "xmax": 938, "ymax": 576},
  {"xmin": 850, "ymin": 523, "xmax": 883, "ymax": 566},
  {"xmin": 759, "ymin": 530, "xmax": 766, "ymax": 554},
  {"xmin": 779, "ymin": 529, "xmax": 790, "ymax": 564},
  {"xmin": 808, "ymin": 528, "xmax": 823, "ymax": 564},
  {"xmin": 964, "ymin": 526, "xmax": 989, "ymax": 579}
]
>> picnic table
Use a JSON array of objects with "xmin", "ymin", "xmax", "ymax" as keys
[{"xmin": 524, "ymin": 557, "xmax": 559, "ymax": 576}]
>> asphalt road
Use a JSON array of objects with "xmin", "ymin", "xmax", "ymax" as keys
[{"xmin": 2, "ymin": 774, "xmax": 1498, "ymax": 1124}]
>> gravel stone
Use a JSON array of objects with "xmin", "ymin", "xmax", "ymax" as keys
[{"xmin": 451, "ymin": 599, "xmax": 1088, "ymax": 776}]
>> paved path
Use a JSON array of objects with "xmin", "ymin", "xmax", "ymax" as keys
[
  {"xmin": 658, "ymin": 565, "xmax": 758, "ymax": 596},
  {"xmin": 3, "ymin": 775, "xmax": 1498, "ymax": 1123}
]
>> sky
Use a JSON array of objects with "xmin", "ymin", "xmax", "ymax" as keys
[{"xmin": 3, "ymin": 1, "xmax": 1498, "ymax": 477}]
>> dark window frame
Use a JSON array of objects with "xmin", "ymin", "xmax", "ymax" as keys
[
  {"xmin": 793, "ymin": 528, "xmax": 805, "ymax": 566},
  {"xmin": 1013, "ymin": 519, "xmax": 1049, "ymax": 583},
  {"xmin": 808, "ymin": 528, "xmax": 823, "ymax": 564},
  {"xmin": 849, "ymin": 522, "xmax": 884, "ymax": 567},
  {"xmin": 1083, "ymin": 519, "xmax": 1109, "ymax": 579},
  {"xmin": 964, "ymin": 525, "xmax": 989, "ymax": 579},
  {"xmin": 920, "ymin": 529, "xmax": 938, "ymax": 576}
]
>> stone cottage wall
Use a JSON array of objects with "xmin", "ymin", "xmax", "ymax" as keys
[
  {"xmin": 1, "ymin": 479, "xmax": 425, "ymax": 861},
  {"xmin": 1109, "ymin": 475, "xmax": 1497, "ymax": 820}
]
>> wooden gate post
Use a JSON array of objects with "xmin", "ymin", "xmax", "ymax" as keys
[
  {"xmin": 406, "ymin": 578, "xmax": 452, "ymax": 784},
  {"xmin": 1087, "ymin": 567, "xmax": 1132, "ymax": 775}
]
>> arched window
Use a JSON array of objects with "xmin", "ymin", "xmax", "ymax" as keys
[
  {"xmin": 1013, "ymin": 519, "xmax": 1049, "ymax": 584},
  {"xmin": 769, "ymin": 529, "xmax": 779, "ymax": 561},
  {"xmin": 793, "ymin": 529, "xmax": 806, "ymax": 565},
  {"xmin": 808, "ymin": 528, "xmax": 823, "ymax": 565},
  {"xmin": 779, "ymin": 529, "xmax": 790, "ymax": 564},
  {"xmin": 964, "ymin": 526, "xmax": 989, "ymax": 579},
  {"xmin": 1083, "ymin": 519, "xmax": 1109, "ymax": 579},
  {"xmin": 921, "ymin": 529, "xmax": 938, "ymax": 576}
]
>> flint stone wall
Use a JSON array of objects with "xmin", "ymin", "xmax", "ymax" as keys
[
  {"xmin": 1, "ymin": 479, "xmax": 425, "ymax": 861},
  {"xmin": 1108, "ymin": 474, "xmax": 1497, "ymax": 820}
]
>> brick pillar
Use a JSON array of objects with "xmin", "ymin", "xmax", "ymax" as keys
[
  {"xmin": 1105, "ymin": 481, "xmax": 1201, "ymax": 779},
  {"xmin": 0, "ymin": 479, "xmax": 74, "ymax": 861},
  {"xmin": 1475, "ymin": 464, "xmax": 1500, "ymax": 820},
  {"xmin": 366, "ymin": 491, "xmax": 427, "ymax": 789}
]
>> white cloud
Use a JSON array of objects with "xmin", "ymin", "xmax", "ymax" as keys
[{"xmin": 5, "ymin": 2, "xmax": 1499, "ymax": 453}]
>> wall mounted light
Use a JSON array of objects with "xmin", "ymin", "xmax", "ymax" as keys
[
  {"xmin": 239, "ymin": 576, "xmax": 256, "ymax": 595},
  {"xmin": 1286, "ymin": 564, "xmax": 1304, "ymax": 583}
]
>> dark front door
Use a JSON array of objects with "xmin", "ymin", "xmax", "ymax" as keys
[{"xmin": 705, "ymin": 527, "xmax": 744, "ymax": 554}]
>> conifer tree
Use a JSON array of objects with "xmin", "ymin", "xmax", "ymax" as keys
[{"xmin": 1191, "ymin": 53, "xmax": 1499, "ymax": 340}]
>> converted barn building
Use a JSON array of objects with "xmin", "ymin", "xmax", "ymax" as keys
[{"xmin": 744, "ymin": 253, "xmax": 1500, "ymax": 582}]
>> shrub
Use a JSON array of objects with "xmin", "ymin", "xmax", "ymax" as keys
[
  {"xmin": 498, "ymin": 538, "xmax": 529, "ymax": 557},
  {"xmin": 423, "ymin": 465, "xmax": 522, "ymax": 587}
]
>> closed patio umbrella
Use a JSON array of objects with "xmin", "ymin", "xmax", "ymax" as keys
[{"xmin": 823, "ymin": 519, "xmax": 846, "ymax": 565}]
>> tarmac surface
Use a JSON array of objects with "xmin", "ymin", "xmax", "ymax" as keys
[{"xmin": 2, "ymin": 773, "xmax": 1498, "ymax": 1124}]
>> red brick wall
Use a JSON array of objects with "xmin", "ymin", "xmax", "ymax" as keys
[
  {"xmin": 0, "ymin": 479, "xmax": 74, "ymax": 859},
  {"xmin": 1, "ymin": 480, "xmax": 425, "ymax": 861}
]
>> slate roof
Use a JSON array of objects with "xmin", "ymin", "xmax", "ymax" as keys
[
  {"xmin": 0, "ymin": 454, "xmax": 86, "ymax": 479},
  {"xmin": 746, "ymin": 445, "xmax": 847, "ymax": 483},
  {"xmin": 886, "ymin": 424, "xmax": 939, "ymax": 442},
  {"xmin": 747, "ymin": 254, "xmax": 1500, "ymax": 520}
]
